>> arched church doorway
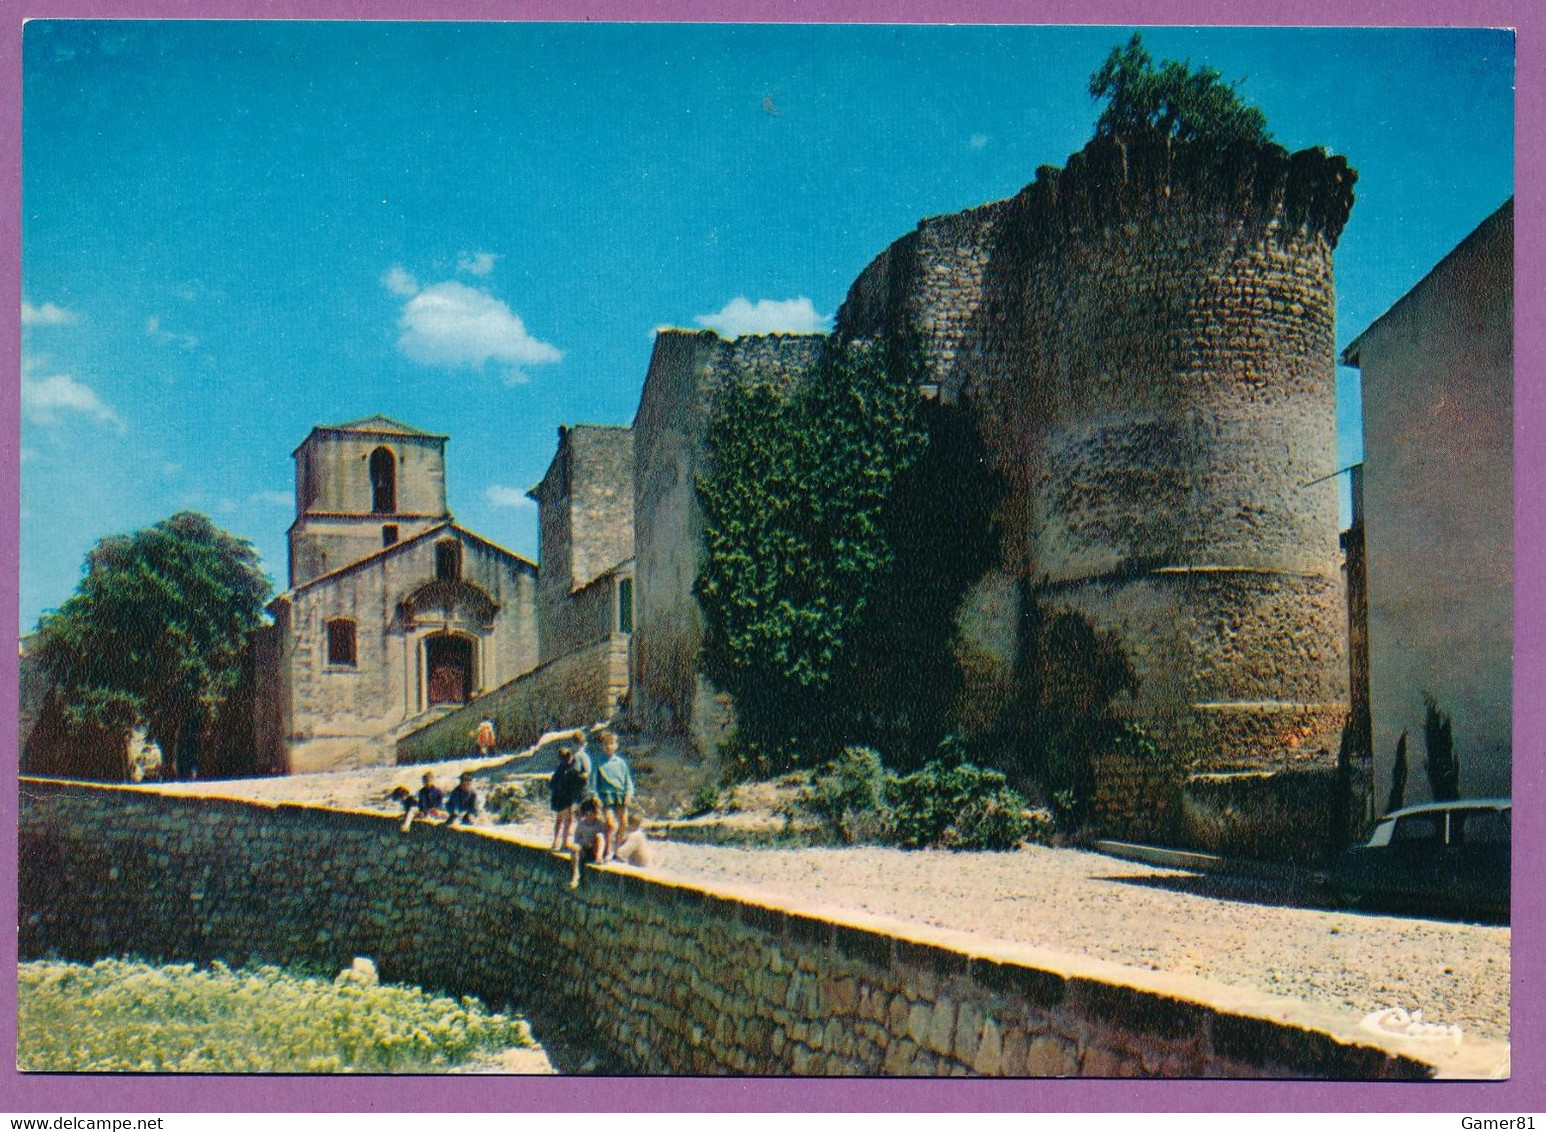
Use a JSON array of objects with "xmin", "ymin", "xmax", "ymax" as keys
[{"xmin": 425, "ymin": 634, "xmax": 474, "ymax": 706}]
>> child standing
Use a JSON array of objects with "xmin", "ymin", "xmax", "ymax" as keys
[
  {"xmin": 549, "ymin": 744, "xmax": 592, "ymax": 850},
  {"xmin": 592, "ymin": 730, "xmax": 636, "ymax": 862}
]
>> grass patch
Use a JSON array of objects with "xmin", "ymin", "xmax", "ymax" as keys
[{"xmin": 18, "ymin": 957, "xmax": 533, "ymax": 1073}]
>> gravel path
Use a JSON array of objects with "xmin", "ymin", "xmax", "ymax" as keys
[
  {"xmin": 631, "ymin": 839, "xmax": 1510, "ymax": 1043},
  {"xmin": 164, "ymin": 757, "xmax": 1512, "ymax": 1045}
]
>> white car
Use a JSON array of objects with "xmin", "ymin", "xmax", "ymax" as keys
[{"xmin": 1332, "ymin": 799, "xmax": 1510, "ymax": 919}]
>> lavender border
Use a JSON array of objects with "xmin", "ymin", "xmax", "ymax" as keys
[{"xmin": 2, "ymin": 0, "xmax": 1537, "ymax": 1114}]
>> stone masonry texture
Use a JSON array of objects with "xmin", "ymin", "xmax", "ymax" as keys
[
  {"xmin": 631, "ymin": 330, "xmax": 826, "ymax": 752},
  {"xmin": 835, "ymin": 133, "xmax": 1356, "ymax": 773},
  {"xmin": 531, "ymin": 426, "xmax": 635, "ymax": 666},
  {"xmin": 396, "ymin": 634, "xmax": 629, "ymax": 765},
  {"xmin": 18, "ymin": 779, "xmax": 1491, "ymax": 1080}
]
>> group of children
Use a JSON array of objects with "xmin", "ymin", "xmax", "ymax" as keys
[
  {"xmin": 390, "ymin": 769, "xmax": 480, "ymax": 833},
  {"xmin": 549, "ymin": 728, "xmax": 649, "ymax": 887},
  {"xmin": 387, "ymin": 726, "xmax": 649, "ymax": 888}
]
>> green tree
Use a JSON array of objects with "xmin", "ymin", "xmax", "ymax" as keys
[
  {"xmin": 1423, "ymin": 694, "xmax": 1460, "ymax": 802},
  {"xmin": 31, "ymin": 512, "xmax": 271, "ymax": 778},
  {"xmin": 1089, "ymin": 33, "xmax": 1270, "ymax": 146},
  {"xmin": 695, "ymin": 341, "xmax": 927, "ymax": 771},
  {"xmin": 1385, "ymin": 730, "xmax": 1409, "ymax": 815}
]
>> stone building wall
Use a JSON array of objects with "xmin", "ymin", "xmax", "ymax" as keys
[
  {"xmin": 567, "ymin": 427, "xmax": 635, "ymax": 594},
  {"xmin": 263, "ymin": 527, "xmax": 538, "ymax": 773},
  {"xmin": 531, "ymin": 426, "xmax": 635, "ymax": 666},
  {"xmin": 837, "ymin": 200, "xmax": 1006, "ymax": 402},
  {"xmin": 1341, "ymin": 200, "xmax": 1513, "ymax": 802},
  {"xmin": 395, "ymin": 633, "xmax": 630, "ymax": 764},
  {"xmin": 630, "ymin": 330, "xmax": 825, "ymax": 751},
  {"xmin": 838, "ymin": 134, "xmax": 1355, "ymax": 774},
  {"xmin": 19, "ymin": 779, "xmax": 1492, "ymax": 1079},
  {"xmin": 1176, "ymin": 768, "xmax": 1342, "ymax": 864}
]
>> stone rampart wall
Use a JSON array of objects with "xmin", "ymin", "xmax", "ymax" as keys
[
  {"xmin": 396, "ymin": 634, "xmax": 629, "ymax": 764},
  {"xmin": 21, "ymin": 779, "xmax": 1476, "ymax": 1079},
  {"xmin": 630, "ymin": 330, "xmax": 825, "ymax": 750}
]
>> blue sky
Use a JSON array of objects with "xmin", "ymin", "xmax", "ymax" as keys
[{"xmin": 19, "ymin": 22, "xmax": 1514, "ymax": 633}]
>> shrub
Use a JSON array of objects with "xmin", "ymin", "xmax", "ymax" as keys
[
  {"xmin": 1386, "ymin": 731, "xmax": 1409, "ymax": 815},
  {"xmin": 1022, "ymin": 807, "xmax": 1057, "ymax": 845},
  {"xmin": 1089, "ymin": 33, "xmax": 1271, "ymax": 146},
  {"xmin": 486, "ymin": 778, "xmax": 544, "ymax": 824},
  {"xmin": 1423, "ymin": 694, "xmax": 1460, "ymax": 802},
  {"xmin": 796, "ymin": 746, "xmax": 892, "ymax": 843},
  {"xmin": 17, "ymin": 958, "xmax": 532, "ymax": 1073},
  {"xmin": 888, "ymin": 760, "xmax": 1031, "ymax": 851},
  {"xmin": 684, "ymin": 781, "xmax": 722, "ymax": 818},
  {"xmin": 793, "ymin": 742, "xmax": 1033, "ymax": 851}
]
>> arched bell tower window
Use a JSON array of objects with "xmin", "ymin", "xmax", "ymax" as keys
[{"xmin": 369, "ymin": 447, "xmax": 397, "ymax": 514}]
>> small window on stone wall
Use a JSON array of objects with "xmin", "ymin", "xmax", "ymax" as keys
[
  {"xmin": 617, "ymin": 576, "xmax": 634, "ymax": 634},
  {"xmin": 327, "ymin": 619, "xmax": 357, "ymax": 667},
  {"xmin": 382, "ymin": 524, "xmax": 399, "ymax": 547},
  {"xmin": 435, "ymin": 540, "xmax": 462, "ymax": 582}
]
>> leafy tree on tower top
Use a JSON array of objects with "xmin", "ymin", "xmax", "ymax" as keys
[{"xmin": 1089, "ymin": 33, "xmax": 1271, "ymax": 146}]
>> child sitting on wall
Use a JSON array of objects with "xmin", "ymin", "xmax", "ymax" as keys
[
  {"xmin": 444, "ymin": 770, "xmax": 480, "ymax": 826},
  {"xmin": 568, "ymin": 798, "xmax": 609, "ymax": 888},
  {"xmin": 389, "ymin": 785, "xmax": 418, "ymax": 833},
  {"xmin": 417, "ymin": 771, "xmax": 447, "ymax": 821},
  {"xmin": 568, "ymin": 800, "xmax": 654, "ymax": 888}
]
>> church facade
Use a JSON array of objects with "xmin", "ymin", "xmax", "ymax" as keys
[{"xmin": 252, "ymin": 416, "xmax": 538, "ymax": 773}]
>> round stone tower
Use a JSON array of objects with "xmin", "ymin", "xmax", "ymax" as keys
[{"xmin": 974, "ymin": 133, "xmax": 1358, "ymax": 770}]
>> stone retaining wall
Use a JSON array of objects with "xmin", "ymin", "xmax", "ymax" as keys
[
  {"xmin": 1177, "ymin": 767, "xmax": 1342, "ymax": 865},
  {"xmin": 396, "ymin": 635, "xmax": 629, "ymax": 764},
  {"xmin": 21, "ymin": 779, "xmax": 1500, "ymax": 1079}
]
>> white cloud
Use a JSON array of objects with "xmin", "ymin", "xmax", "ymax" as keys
[
  {"xmin": 485, "ymin": 484, "xmax": 537, "ymax": 510},
  {"xmin": 22, "ymin": 373, "xmax": 125, "ymax": 432},
  {"xmin": 22, "ymin": 301, "xmax": 78, "ymax": 326},
  {"xmin": 251, "ymin": 490, "xmax": 293, "ymax": 507},
  {"xmin": 396, "ymin": 280, "xmax": 562, "ymax": 382},
  {"xmin": 970, "ymin": 133, "xmax": 989, "ymax": 150},
  {"xmin": 20, "ymin": 447, "xmax": 37, "ymax": 463},
  {"xmin": 146, "ymin": 314, "xmax": 198, "ymax": 350},
  {"xmin": 457, "ymin": 250, "xmax": 498, "ymax": 277},
  {"xmin": 382, "ymin": 265, "xmax": 420, "ymax": 297},
  {"xmin": 693, "ymin": 296, "xmax": 830, "ymax": 338}
]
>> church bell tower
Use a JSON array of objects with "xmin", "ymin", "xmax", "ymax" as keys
[{"xmin": 287, "ymin": 415, "xmax": 451, "ymax": 588}]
